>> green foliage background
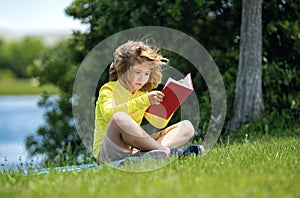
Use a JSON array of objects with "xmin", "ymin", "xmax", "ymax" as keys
[
  {"xmin": 23, "ymin": 0, "xmax": 299, "ymax": 165},
  {"xmin": 0, "ymin": 37, "xmax": 45, "ymax": 78}
]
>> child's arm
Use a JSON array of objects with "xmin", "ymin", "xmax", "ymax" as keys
[{"xmin": 97, "ymin": 85, "xmax": 151, "ymax": 121}]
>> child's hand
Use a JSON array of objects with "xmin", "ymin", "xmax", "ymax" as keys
[{"xmin": 148, "ymin": 91, "xmax": 165, "ymax": 105}]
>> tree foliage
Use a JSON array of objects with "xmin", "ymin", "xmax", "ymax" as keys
[
  {"xmin": 25, "ymin": 0, "xmax": 300, "ymax": 165},
  {"xmin": 0, "ymin": 37, "xmax": 45, "ymax": 78},
  {"xmin": 25, "ymin": 41, "xmax": 92, "ymax": 165},
  {"xmin": 262, "ymin": 0, "xmax": 300, "ymax": 119}
]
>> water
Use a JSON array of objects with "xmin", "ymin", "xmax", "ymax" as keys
[{"xmin": 0, "ymin": 95, "xmax": 45, "ymax": 168}]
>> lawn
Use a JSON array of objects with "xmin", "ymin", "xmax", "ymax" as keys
[
  {"xmin": 1, "ymin": 135, "xmax": 299, "ymax": 198},
  {"xmin": 0, "ymin": 78, "xmax": 59, "ymax": 95}
]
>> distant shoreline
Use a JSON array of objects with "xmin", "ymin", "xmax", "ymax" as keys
[
  {"xmin": 0, "ymin": 28, "xmax": 72, "ymax": 46},
  {"xmin": 0, "ymin": 78, "xmax": 59, "ymax": 95}
]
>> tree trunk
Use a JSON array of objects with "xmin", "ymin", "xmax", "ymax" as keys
[{"xmin": 230, "ymin": 0, "xmax": 264, "ymax": 130}]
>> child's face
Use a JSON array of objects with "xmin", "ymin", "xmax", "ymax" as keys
[{"xmin": 129, "ymin": 63, "xmax": 152, "ymax": 92}]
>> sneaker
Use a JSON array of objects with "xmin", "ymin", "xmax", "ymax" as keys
[
  {"xmin": 170, "ymin": 144, "xmax": 205, "ymax": 157},
  {"xmin": 182, "ymin": 144, "xmax": 205, "ymax": 156}
]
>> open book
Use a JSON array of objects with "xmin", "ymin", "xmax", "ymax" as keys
[{"xmin": 146, "ymin": 73, "xmax": 194, "ymax": 119}]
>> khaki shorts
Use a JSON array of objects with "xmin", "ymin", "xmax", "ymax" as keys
[
  {"xmin": 97, "ymin": 131, "xmax": 163, "ymax": 162},
  {"xmin": 97, "ymin": 135, "xmax": 139, "ymax": 162}
]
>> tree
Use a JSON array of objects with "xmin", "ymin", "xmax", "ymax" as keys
[
  {"xmin": 230, "ymin": 0, "xmax": 264, "ymax": 130},
  {"xmin": 26, "ymin": 0, "xmax": 223, "ymax": 165},
  {"xmin": 0, "ymin": 37, "xmax": 45, "ymax": 78},
  {"xmin": 25, "ymin": 41, "xmax": 91, "ymax": 165}
]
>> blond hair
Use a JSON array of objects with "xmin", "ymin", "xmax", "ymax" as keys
[{"xmin": 109, "ymin": 40, "xmax": 168, "ymax": 92}]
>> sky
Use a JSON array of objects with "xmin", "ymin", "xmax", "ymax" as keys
[{"xmin": 0, "ymin": 0, "xmax": 87, "ymax": 35}]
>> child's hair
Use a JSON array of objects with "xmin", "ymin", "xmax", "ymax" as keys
[{"xmin": 109, "ymin": 40, "xmax": 168, "ymax": 92}]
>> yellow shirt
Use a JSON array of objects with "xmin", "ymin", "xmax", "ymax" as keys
[{"xmin": 93, "ymin": 81, "xmax": 171, "ymax": 158}]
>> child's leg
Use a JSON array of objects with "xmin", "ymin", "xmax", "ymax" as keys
[
  {"xmin": 105, "ymin": 112, "xmax": 170, "ymax": 154},
  {"xmin": 154, "ymin": 120, "xmax": 195, "ymax": 148}
]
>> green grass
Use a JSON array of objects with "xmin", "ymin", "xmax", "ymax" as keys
[
  {"xmin": 0, "ymin": 78, "xmax": 59, "ymax": 95},
  {"xmin": 1, "ymin": 136, "xmax": 299, "ymax": 198}
]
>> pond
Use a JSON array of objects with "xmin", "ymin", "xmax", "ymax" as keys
[{"xmin": 0, "ymin": 95, "xmax": 45, "ymax": 168}]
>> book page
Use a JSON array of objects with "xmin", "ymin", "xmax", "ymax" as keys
[{"xmin": 164, "ymin": 73, "xmax": 193, "ymax": 90}]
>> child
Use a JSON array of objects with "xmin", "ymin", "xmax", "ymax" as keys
[{"xmin": 93, "ymin": 40, "xmax": 204, "ymax": 162}]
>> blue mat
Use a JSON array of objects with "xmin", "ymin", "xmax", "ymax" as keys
[
  {"xmin": 22, "ymin": 163, "xmax": 99, "ymax": 176},
  {"xmin": 23, "ymin": 150, "xmax": 169, "ymax": 176}
]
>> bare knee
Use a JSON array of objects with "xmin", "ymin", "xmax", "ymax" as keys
[
  {"xmin": 106, "ymin": 112, "xmax": 133, "ymax": 151},
  {"xmin": 110, "ymin": 112, "xmax": 131, "ymax": 126},
  {"xmin": 181, "ymin": 120, "xmax": 195, "ymax": 139},
  {"xmin": 109, "ymin": 112, "xmax": 135, "ymax": 134}
]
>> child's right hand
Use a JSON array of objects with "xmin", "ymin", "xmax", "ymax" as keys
[{"xmin": 148, "ymin": 91, "xmax": 165, "ymax": 105}]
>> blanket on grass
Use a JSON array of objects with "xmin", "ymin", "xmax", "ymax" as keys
[{"xmin": 22, "ymin": 150, "xmax": 169, "ymax": 176}]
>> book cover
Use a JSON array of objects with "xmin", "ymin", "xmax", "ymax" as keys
[{"xmin": 146, "ymin": 73, "xmax": 194, "ymax": 119}]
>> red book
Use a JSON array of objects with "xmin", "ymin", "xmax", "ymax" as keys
[{"xmin": 146, "ymin": 73, "xmax": 194, "ymax": 119}]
